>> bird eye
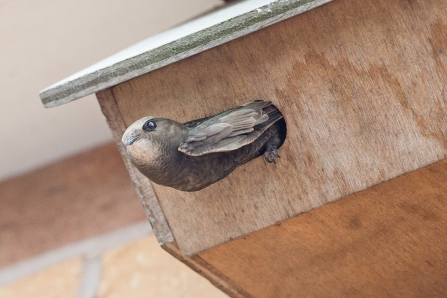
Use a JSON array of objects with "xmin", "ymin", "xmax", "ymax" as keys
[{"xmin": 142, "ymin": 120, "xmax": 157, "ymax": 132}]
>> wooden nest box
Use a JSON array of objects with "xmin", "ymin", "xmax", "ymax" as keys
[{"xmin": 40, "ymin": 0, "xmax": 447, "ymax": 296}]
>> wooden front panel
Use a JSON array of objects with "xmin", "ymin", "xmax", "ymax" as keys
[
  {"xmin": 197, "ymin": 159, "xmax": 447, "ymax": 297},
  {"xmin": 109, "ymin": 0, "xmax": 447, "ymax": 255}
]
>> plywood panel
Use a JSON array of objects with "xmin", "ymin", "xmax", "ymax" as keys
[
  {"xmin": 110, "ymin": 0, "xmax": 447, "ymax": 255},
  {"xmin": 97, "ymin": 90, "xmax": 173, "ymax": 244},
  {"xmin": 198, "ymin": 159, "xmax": 447, "ymax": 298}
]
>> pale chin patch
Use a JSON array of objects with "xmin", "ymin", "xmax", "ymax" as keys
[{"xmin": 127, "ymin": 138, "xmax": 160, "ymax": 166}]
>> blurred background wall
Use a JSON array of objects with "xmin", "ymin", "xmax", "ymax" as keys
[{"xmin": 0, "ymin": 0, "xmax": 221, "ymax": 181}]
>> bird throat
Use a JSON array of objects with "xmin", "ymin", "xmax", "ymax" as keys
[{"xmin": 129, "ymin": 138, "xmax": 184, "ymax": 186}]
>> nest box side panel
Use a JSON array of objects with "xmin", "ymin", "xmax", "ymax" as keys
[
  {"xmin": 97, "ymin": 89, "xmax": 174, "ymax": 244},
  {"xmin": 198, "ymin": 159, "xmax": 447, "ymax": 297},
  {"xmin": 111, "ymin": 0, "xmax": 447, "ymax": 255}
]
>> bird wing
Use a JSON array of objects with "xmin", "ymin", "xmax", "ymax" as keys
[{"xmin": 178, "ymin": 100, "xmax": 283, "ymax": 156}]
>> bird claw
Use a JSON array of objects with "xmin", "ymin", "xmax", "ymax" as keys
[
  {"xmin": 264, "ymin": 149, "xmax": 280, "ymax": 164},
  {"xmin": 272, "ymin": 149, "xmax": 280, "ymax": 158}
]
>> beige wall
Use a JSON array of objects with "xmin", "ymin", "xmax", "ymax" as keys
[{"xmin": 0, "ymin": 0, "xmax": 221, "ymax": 180}]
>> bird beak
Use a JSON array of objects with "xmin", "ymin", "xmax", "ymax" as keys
[{"xmin": 126, "ymin": 135, "xmax": 140, "ymax": 146}]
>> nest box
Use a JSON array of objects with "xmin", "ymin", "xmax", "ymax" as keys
[{"xmin": 40, "ymin": 0, "xmax": 447, "ymax": 296}]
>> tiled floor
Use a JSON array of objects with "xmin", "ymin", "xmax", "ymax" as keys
[
  {"xmin": 0, "ymin": 143, "xmax": 227, "ymax": 297},
  {"xmin": 0, "ymin": 258, "xmax": 83, "ymax": 298},
  {"xmin": 0, "ymin": 143, "xmax": 147, "ymax": 267},
  {"xmin": 98, "ymin": 235, "xmax": 226, "ymax": 298}
]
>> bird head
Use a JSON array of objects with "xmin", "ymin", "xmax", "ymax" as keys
[{"xmin": 122, "ymin": 117, "xmax": 185, "ymax": 169}]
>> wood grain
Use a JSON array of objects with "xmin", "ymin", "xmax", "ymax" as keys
[
  {"xmin": 198, "ymin": 159, "xmax": 447, "ymax": 298},
  {"xmin": 97, "ymin": 90, "xmax": 174, "ymax": 244},
  {"xmin": 110, "ymin": 0, "xmax": 447, "ymax": 255}
]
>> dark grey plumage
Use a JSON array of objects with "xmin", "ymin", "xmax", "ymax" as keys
[{"xmin": 122, "ymin": 100, "xmax": 286, "ymax": 192}]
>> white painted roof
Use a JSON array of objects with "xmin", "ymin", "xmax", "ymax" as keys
[{"xmin": 40, "ymin": 0, "xmax": 331, "ymax": 107}]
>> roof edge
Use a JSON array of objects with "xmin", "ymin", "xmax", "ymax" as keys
[{"xmin": 40, "ymin": 0, "xmax": 332, "ymax": 108}]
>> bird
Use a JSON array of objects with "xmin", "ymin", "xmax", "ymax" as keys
[{"xmin": 122, "ymin": 100, "xmax": 286, "ymax": 192}]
